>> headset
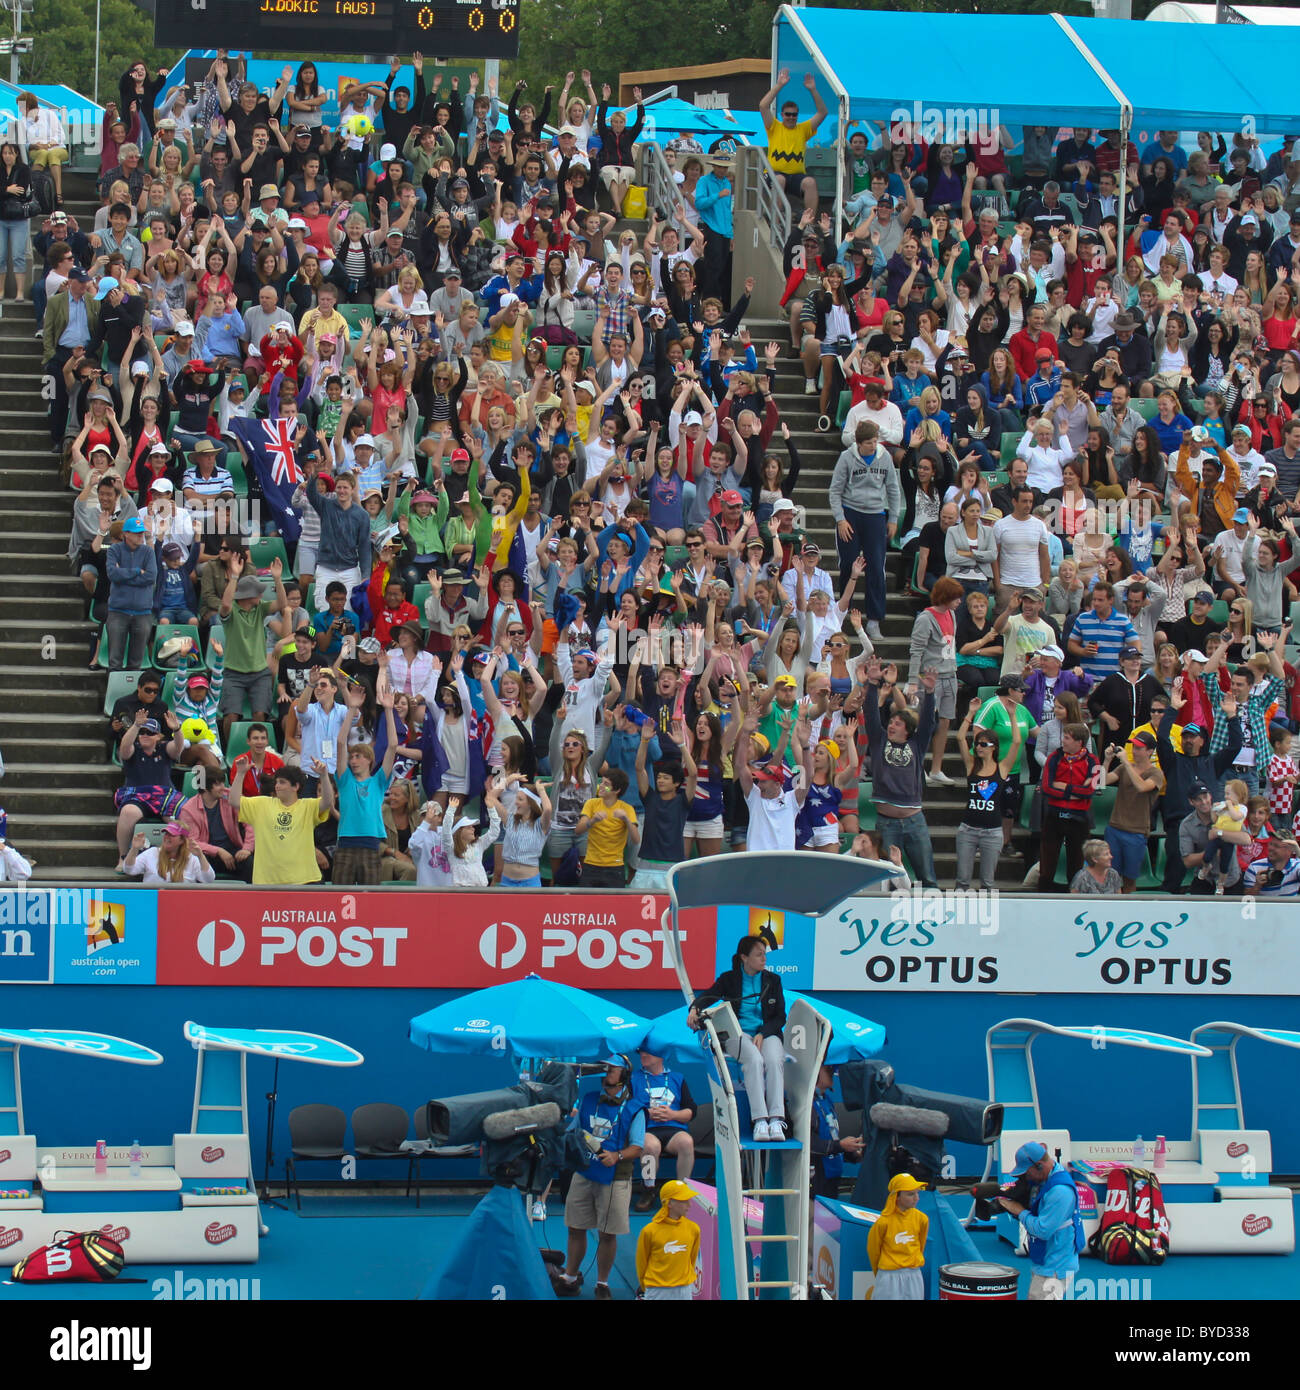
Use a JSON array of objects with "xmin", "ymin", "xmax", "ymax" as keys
[{"xmin": 604, "ymin": 1053, "xmax": 632, "ymax": 1091}]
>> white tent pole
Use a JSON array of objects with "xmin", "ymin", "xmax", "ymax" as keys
[{"xmin": 1052, "ymin": 12, "xmax": 1134, "ymax": 301}]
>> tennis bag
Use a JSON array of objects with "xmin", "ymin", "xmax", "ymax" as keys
[
  {"xmin": 12, "ymin": 1229, "xmax": 126, "ymax": 1283},
  {"xmin": 1087, "ymin": 1167, "xmax": 1170, "ymax": 1266}
]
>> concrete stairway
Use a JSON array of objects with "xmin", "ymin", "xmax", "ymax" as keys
[
  {"xmin": 752, "ymin": 316, "xmax": 1034, "ymax": 888},
  {"xmin": 0, "ymin": 175, "xmax": 120, "ymax": 881}
]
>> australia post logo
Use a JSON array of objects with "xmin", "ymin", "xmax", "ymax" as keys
[
  {"xmin": 478, "ymin": 913, "xmax": 685, "ymax": 975},
  {"xmin": 192, "ymin": 915, "xmax": 408, "ymax": 973}
]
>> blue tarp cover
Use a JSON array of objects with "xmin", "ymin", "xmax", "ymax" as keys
[{"xmin": 775, "ymin": 8, "xmax": 1300, "ymax": 134}]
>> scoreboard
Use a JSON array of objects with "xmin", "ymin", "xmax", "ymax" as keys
[{"xmin": 153, "ymin": 0, "xmax": 521, "ymax": 59}]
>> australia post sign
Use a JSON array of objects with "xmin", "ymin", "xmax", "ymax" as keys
[{"xmin": 155, "ymin": 891, "xmax": 711, "ymax": 990}]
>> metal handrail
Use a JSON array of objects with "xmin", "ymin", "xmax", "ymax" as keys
[
  {"xmin": 638, "ymin": 138, "xmax": 686, "ymax": 240},
  {"xmin": 735, "ymin": 144, "xmax": 791, "ymax": 255}
]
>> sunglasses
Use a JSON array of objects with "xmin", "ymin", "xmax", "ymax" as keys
[
  {"xmin": 506, "ymin": 629, "xmax": 525, "ymax": 637},
  {"xmin": 687, "ymin": 540, "xmax": 704, "ymax": 548}
]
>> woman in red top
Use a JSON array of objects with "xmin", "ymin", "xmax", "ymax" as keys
[
  {"xmin": 366, "ymin": 327, "xmax": 416, "ymax": 427},
  {"xmin": 1261, "ymin": 283, "xmax": 1300, "ymax": 367}
]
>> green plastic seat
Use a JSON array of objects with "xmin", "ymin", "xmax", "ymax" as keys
[
  {"xmin": 102, "ymin": 670, "xmax": 144, "ymax": 716},
  {"xmin": 150, "ymin": 624, "xmax": 201, "ymax": 666},
  {"xmin": 225, "ymin": 721, "xmax": 279, "ymax": 762},
  {"xmin": 249, "ymin": 537, "xmax": 291, "ymax": 573}
]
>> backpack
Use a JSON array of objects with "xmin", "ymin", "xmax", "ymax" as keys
[
  {"xmin": 554, "ymin": 843, "xmax": 583, "ymax": 887},
  {"xmin": 1087, "ymin": 1167, "xmax": 1170, "ymax": 1266},
  {"xmin": 12, "ymin": 1229, "xmax": 126, "ymax": 1283}
]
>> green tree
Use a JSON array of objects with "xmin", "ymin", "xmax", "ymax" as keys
[
  {"xmin": 22, "ymin": 0, "xmax": 179, "ymax": 101},
  {"xmin": 504, "ymin": 0, "xmax": 1104, "ymax": 94}
]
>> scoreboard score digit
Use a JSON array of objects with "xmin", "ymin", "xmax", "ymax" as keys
[{"xmin": 153, "ymin": 0, "xmax": 521, "ymax": 59}]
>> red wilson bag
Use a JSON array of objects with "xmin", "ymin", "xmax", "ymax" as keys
[
  {"xmin": 11, "ymin": 1230, "xmax": 126, "ymax": 1283},
  {"xmin": 1087, "ymin": 1167, "xmax": 1170, "ymax": 1266}
]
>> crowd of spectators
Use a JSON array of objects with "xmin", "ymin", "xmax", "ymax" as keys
[{"xmin": 29, "ymin": 54, "xmax": 1300, "ymax": 897}]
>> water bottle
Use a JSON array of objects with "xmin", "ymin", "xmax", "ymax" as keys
[
  {"xmin": 129, "ymin": 1140, "xmax": 143, "ymax": 1178},
  {"xmin": 1133, "ymin": 1134, "xmax": 1146, "ymax": 1163},
  {"xmin": 1154, "ymin": 1135, "xmax": 1166, "ymax": 1170},
  {"xmin": 94, "ymin": 1139, "xmax": 108, "ymax": 1177}
]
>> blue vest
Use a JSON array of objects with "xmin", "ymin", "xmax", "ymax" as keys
[
  {"xmin": 1027, "ymin": 1164, "xmax": 1085, "ymax": 1267},
  {"xmin": 631, "ymin": 1068, "xmax": 687, "ymax": 1134},
  {"xmin": 576, "ymin": 1089, "xmax": 644, "ymax": 1186},
  {"xmin": 813, "ymin": 1091, "xmax": 843, "ymax": 1178}
]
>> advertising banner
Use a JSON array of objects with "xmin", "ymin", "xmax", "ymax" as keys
[
  {"xmin": 0, "ymin": 888, "xmax": 158, "ymax": 986},
  {"xmin": 153, "ymin": 890, "xmax": 709, "ymax": 991},
  {"xmin": 809, "ymin": 894, "xmax": 1300, "ymax": 995}
]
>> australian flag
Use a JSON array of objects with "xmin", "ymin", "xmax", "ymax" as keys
[{"xmin": 228, "ymin": 416, "xmax": 304, "ymax": 545}]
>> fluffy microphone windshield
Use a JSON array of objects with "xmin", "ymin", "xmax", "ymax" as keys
[
  {"xmin": 482, "ymin": 1102, "xmax": 563, "ymax": 1141},
  {"xmin": 869, "ymin": 1102, "xmax": 951, "ymax": 1138}
]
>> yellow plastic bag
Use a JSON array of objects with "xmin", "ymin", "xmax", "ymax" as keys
[{"xmin": 622, "ymin": 185, "xmax": 648, "ymax": 219}]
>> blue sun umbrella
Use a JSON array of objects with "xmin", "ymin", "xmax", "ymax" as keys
[
  {"xmin": 639, "ymin": 992, "xmax": 885, "ymax": 1069},
  {"xmin": 408, "ymin": 974, "xmax": 650, "ymax": 1062}
]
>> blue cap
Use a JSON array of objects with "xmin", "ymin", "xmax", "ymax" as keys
[
  {"xmin": 93, "ymin": 276, "xmax": 120, "ymax": 301},
  {"xmin": 1233, "ymin": 507, "xmax": 1251, "ymax": 524},
  {"xmin": 1009, "ymin": 1140, "xmax": 1048, "ymax": 1177},
  {"xmin": 122, "ymin": 516, "xmax": 145, "ymax": 533}
]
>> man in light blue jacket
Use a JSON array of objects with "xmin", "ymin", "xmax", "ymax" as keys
[
  {"xmin": 829, "ymin": 420, "xmax": 901, "ymax": 641},
  {"xmin": 105, "ymin": 516, "xmax": 157, "ymax": 670},
  {"xmin": 998, "ymin": 1140, "xmax": 1084, "ymax": 1300}
]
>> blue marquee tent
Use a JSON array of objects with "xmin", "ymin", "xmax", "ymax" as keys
[{"xmin": 771, "ymin": 5, "xmax": 1300, "ymax": 241}]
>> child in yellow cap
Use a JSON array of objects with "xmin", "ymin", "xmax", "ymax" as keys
[
  {"xmin": 635, "ymin": 1179, "xmax": 700, "ymax": 1301},
  {"xmin": 866, "ymin": 1173, "xmax": 928, "ymax": 1300}
]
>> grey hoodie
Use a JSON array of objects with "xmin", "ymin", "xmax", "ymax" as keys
[{"xmin": 829, "ymin": 444, "xmax": 902, "ymax": 525}]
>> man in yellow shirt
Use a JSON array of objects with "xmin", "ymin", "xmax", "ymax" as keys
[
  {"xmin": 867, "ymin": 1172, "xmax": 929, "ymax": 1301},
  {"xmin": 231, "ymin": 760, "xmax": 334, "ymax": 885},
  {"xmin": 575, "ymin": 768, "xmax": 639, "ymax": 889},
  {"xmin": 297, "ymin": 283, "xmax": 349, "ymax": 349},
  {"xmin": 635, "ymin": 1180, "xmax": 700, "ymax": 1301},
  {"xmin": 759, "ymin": 68, "xmax": 828, "ymax": 216}
]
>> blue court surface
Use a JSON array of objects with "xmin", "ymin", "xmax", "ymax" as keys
[{"xmin": 1, "ymin": 1189, "xmax": 1296, "ymax": 1301}]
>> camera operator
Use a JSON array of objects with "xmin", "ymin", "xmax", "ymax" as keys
[
  {"xmin": 557, "ymin": 1056, "xmax": 646, "ymax": 1301},
  {"xmin": 997, "ymin": 1141, "xmax": 1084, "ymax": 1300},
  {"xmin": 811, "ymin": 1063, "xmax": 864, "ymax": 1199}
]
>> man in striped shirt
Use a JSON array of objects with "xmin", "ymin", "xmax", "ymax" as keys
[
  {"xmin": 1068, "ymin": 582, "xmax": 1137, "ymax": 682},
  {"xmin": 1243, "ymin": 837, "xmax": 1300, "ymax": 897}
]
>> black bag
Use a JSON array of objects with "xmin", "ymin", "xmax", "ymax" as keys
[
  {"xmin": 29, "ymin": 169, "xmax": 55, "ymax": 217},
  {"xmin": 554, "ymin": 843, "xmax": 583, "ymax": 887}
]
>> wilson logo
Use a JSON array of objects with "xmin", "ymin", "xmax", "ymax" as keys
[
  {"xmin": 200, "ymin": 1147, "xmax": 225, "ymax": 1163},
  {"xmin": 0, "ymin": 1226, "xmax": 23, "ymax": 1249},
  {"xmin": 1226, "ymin": 1141, "xmax": 1249, "ymax": 1158},
  {"xmin": 100, "ymin": 1223, "xmax": 130, "ymax": 1243},
  {"xmin": 1241, "ymin": 1213, "xmax": 1273, "ymax": 1237},
  {"xmin": 204, "ymin": 1221, "xmax": 237, "ymax": 1245}
]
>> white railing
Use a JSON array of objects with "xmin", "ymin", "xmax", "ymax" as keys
[
  {"xmin": 638, "ymin": 139, "xmax": 688, "ymax": 238},
  {"xmin": 735, "ymin": 143, "xmax": 791, "ymax": 255}
]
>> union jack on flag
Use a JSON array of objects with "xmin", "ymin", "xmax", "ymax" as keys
[{"xmin": 260, "ymin": 416, "xmax": 304, "ymax": 487}]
